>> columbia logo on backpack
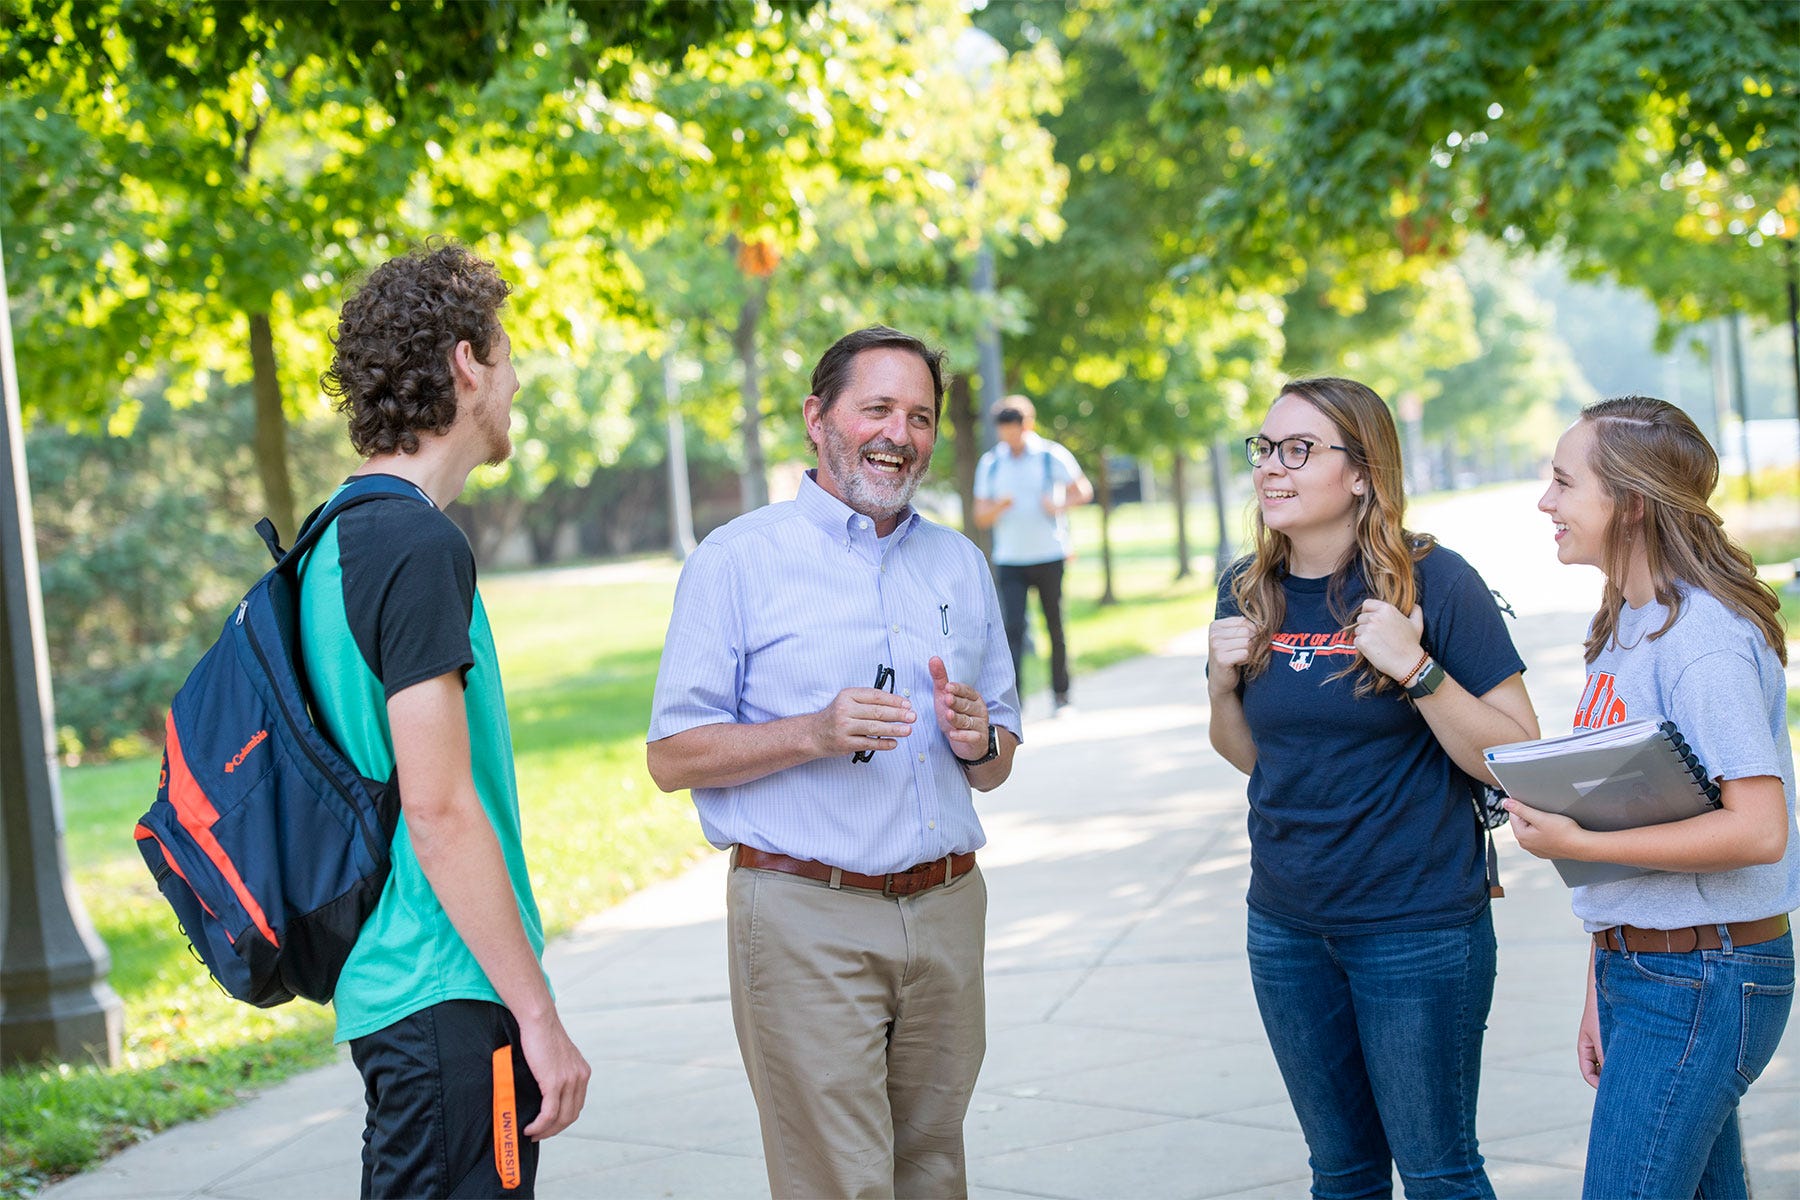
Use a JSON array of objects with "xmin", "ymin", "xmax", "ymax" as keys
[{"xmin": 133, "ymin": 475, "xmax": 431, "ymax": 1007}]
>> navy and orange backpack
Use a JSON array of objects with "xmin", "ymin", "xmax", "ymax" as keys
[{"xmin": 133, "ymin": 475, "xmax": 429, "ymax": 1006}]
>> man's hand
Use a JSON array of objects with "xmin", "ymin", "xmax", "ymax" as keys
[
  {"xmin": 1207, "ymin": 616, "xmax": 1256, "ymax": 697},
  {"xmin": 928, "ymin": 656, "xmax": 989, "ymax": 761},
  {"xmin": 813, "ymin": 687, "xmax": 916, "ymax": 758},
  {"xmin": 1351, "ymin": 599, "xmax": 1426, "ymax": 682},
  {"xmin": 1505, "ymin": 797, "xmax": 1590, "ymax": 861},
  {"xmin": 518, "ymin": 1008, "xmax": 592, "ymax": 1139},
  {"xmin": 972, "ymin": 496, "xmax": 1013, "ymax": 529}
]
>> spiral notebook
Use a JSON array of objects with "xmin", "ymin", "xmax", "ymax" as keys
[{"xmin": 1484, "ymin": 718, "xmax": 1721, "ymax": 887}]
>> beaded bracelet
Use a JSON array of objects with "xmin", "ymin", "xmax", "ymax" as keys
[{"xmin": 1397, "ymin": 650, "xmax": 1431, "ymax": 690}]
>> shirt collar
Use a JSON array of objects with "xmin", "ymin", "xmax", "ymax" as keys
[
  {"xmin": 796, "ymin": 470, "xmax": 921, "ymax": 545},
  {"xmin": 1005, "ymin": 431, "xmax": 1047, "ymax": 457}
]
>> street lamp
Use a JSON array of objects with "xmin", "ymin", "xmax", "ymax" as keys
[{"xmin": 0, "ymin": 222, "xmax": 122, "ymax": 1066}]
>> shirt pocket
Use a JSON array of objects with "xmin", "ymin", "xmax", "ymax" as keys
[{"xmin": 932, "ymin": 593, "xmax": 987, "ymax": 692}]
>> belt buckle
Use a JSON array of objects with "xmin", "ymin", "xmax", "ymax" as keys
[{"xmin": 883, "ymin": 864, "xmax": 928, "ymax": 898}]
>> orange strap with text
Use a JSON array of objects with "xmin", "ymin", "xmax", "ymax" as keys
[{"xmin": 492, "ymin": 1046, "xmax": 521, "ymax": 1190}]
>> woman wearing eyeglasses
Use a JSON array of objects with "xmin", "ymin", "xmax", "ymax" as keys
[
  {"xmin": 1506, "ymin": 397, "xmax": 1795, "ymax": 1200},
  {"xmin": 1207, "ymin": 377, "xmax": 1538, "ymax": 1199}
]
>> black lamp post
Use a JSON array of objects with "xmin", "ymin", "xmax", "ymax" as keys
[{"xmin": 0, "ymin": 222, "xmax": 122, "ymax": 1068}]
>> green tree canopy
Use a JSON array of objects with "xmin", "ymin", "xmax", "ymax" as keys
[
  {"xmin": 1, "ymin": 0, "xmax": 789, "ymax": 532},
  {"xmin": 1128, "ymin": 0, "xmax": 1799, "ymax": 326}
]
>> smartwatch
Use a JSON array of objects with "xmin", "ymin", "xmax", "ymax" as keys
[
  {"xmin": 955, "ymin": 722, "xmax": 1000, "ymax": 767},
  {"xmin": 1405, "ymin": 656, "xmax": 1446, "ymax": 699}
]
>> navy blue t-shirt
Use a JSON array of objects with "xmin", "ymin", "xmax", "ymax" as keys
[{"xmin": 1215, "ymin": 544, "xmax": 1524, "ymax": 934}]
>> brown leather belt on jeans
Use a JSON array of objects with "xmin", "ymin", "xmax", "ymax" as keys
[
  {"xmin": 1592, "ymin": 913, "xmax": 1789, "ymax": 954},
  {"xmin": 735, "ymin": 846, "xmax": 975, "ymax": 897}
]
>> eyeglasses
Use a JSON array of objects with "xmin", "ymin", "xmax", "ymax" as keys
[
  {"xmin": 852, "ymin": 664, "xmax": 896, "ymax": 763},
  {"xmin": 1244, "ymin": 435, "xmax": 1352, "ymax": 470}
]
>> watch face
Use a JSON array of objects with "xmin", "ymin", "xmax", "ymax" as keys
[{"xmin": 1408, "ymin": 660, "xmax": 1444, "ymax": 697}]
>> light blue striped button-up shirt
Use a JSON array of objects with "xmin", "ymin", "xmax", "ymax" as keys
[{"xmin": 648, "ymin": 471, "xmax": 1022, "ymax": 875}]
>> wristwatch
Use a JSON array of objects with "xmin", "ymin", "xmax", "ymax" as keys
[
  {"xmin": 955, "ymin": 722, "xmax": 1000, "ymax": 767},
  {"xmin": 1405, "ymin": 656, "xmax": 1446, "ymax": 699}
]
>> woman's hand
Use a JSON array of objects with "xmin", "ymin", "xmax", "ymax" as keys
[
  {"xmin": 1505, "ymin": 797, "xmax": 1592, "ymax": 860},
  {"xmin": 1578, "ymin": 948, "xmax": 1603, "ymax": 1089},
  {"xmin": 1352, "ymin": 599, "xmax": 1425, "ymax": 682},
  {"xmin": 1577, "ymin": 995, "xmax": 1604, "ymax": 1088},
  {"xmin": 1208, "ymin": 616, "xmax": 1256, "ymax": 697}
]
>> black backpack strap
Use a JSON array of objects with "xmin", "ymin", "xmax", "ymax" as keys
[
  {"xmin": 1411, "ymin": 550, "xmax": 1509, "ymax": 899},
  {"xmin": 278, "ymin": 475, "xmax": 435, "ymax": 570}
]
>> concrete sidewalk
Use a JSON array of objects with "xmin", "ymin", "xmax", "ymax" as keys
[{"xmin": 44, "ymin": 604, "xmax": 1798, "ymax": 1199}]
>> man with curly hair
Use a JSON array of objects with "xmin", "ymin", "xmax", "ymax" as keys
[{"xmin": 306, "ymin": 242, "xmax": 589, "ymax": 1198}]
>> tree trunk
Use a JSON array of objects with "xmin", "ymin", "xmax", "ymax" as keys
[
  {"xmin": 1172, "ymin": 449, "xmax": 1191, "ymax": 580},
  {"xmin": 248, "ymin": 312, "xmax": 297, "ymax": 539},
  {"xmin": 733, "ymin": 276, "xmax": 770, "ymax": 514},
  {"xmin": 663, "ymin": 343, "xmax": 697, "ymax": 560},
  {"xmin": 1096, "ymin": 456, "xmax": 1116, "ymax": 606},
  {"xmin": 1728, "ymin": 311, "xmax": 1753, "ymax": 498},
  {"xmin": 1209, "ymin": 437, "xmax": 1236, "ymax": 585},
  {"xmin": 948, "ymin": 372, "xmax": 988, "ymax": 556}
]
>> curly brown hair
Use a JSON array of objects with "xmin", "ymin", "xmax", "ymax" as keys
[{"xmin": 322, "ymin": 242, "xmax": 512, "ymax": 457}]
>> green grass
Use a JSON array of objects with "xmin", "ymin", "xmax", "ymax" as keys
[{"xmin": 1009, "ymin": 500, "xmax": 1218, "ymax": 697}]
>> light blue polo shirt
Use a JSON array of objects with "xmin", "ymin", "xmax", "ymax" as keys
[{"xmin": 974, "ymin": 433, "xmax": 1083, "ymax": 566}]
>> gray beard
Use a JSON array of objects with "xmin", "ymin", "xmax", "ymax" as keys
[{"xmin": 822, "ymin": 428, "xmax": 929, "ymax": 522}]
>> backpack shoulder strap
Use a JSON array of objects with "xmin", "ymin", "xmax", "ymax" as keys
[{"xmin": 270, "ymin": 475, "xmax": 435, "ymax": 569}]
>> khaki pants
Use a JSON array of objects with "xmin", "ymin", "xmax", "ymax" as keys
[{"xmin": 726, "ymin": 858, "xmax": 987, "ymax": 1200}]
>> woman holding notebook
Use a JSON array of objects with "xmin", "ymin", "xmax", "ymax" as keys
[
  {"xmin": 1207, "ymin": 377, "xmax": 1537, "ymax": 1199},
  {"xmin": 1509, "ymin": 396, "xmax": 1798, "ymax": 1200}
]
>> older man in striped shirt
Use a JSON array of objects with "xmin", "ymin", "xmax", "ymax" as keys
[{"xmin": 648, "ymin": 325, "xmax": 1021, "ymax": 1199}]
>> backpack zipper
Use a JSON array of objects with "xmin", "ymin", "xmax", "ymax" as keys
[{"xmin": 240, "ymin": 597, "xmax": 387, "ymax": 863}]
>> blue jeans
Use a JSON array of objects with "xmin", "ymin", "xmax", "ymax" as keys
[
  {"xmin": 1247, "ymin": 907, "xmax": 1497, "ymax": 1200},
  {"xmin": 1584, "ymin": 929, "xmax": 1794, "ymax": 1200}
]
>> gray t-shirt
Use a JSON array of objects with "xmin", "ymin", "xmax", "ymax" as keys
[{"xmin": 1570, "ymin": 582, "xmax": 1800, "ymax": 931}]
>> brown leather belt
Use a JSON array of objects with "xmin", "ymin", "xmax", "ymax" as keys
[
  {"xmin": 1592, "ymin": 913, "xmax": 1789, "ymax": 954},
  {"xmin": 734, "ymin": 846, "xmax": 975, "ymax": 897}
]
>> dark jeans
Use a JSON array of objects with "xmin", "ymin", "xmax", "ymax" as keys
[
  {"xmin": 998, "ymin": 558, "xmax": 1069, "ymax": 699},
  {"xmin": 1248, "ymin": 906, "xmax": 1497, "ymax": 1199}
]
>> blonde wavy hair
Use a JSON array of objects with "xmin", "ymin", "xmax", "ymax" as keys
[
  {"xmin": 1230, "ymin": 377, "xmax": 1435, "ymax": 697},
  {"xmin": 1577, "ymin": 396, "xmax": 1786, "ymax": 666}
]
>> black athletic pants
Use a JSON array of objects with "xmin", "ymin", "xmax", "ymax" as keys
[
  {"xmin": 350, "ymin": 998, "xmax": 543, "ymax": 1199},
  {"xmin": 998, "ymin": 558, "xmax": 1070, "ymax": 699}
]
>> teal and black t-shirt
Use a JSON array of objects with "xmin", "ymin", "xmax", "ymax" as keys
[{"xmin": 298, "ymin": 475, "xmax": 545, "ymax": 1043}]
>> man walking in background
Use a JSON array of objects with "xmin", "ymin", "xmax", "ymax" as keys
[
  {"xmin": 647, "ymin": 325, "xmax": 1021, "ymax": 1198},
  {"xmin": 974, "ymin": 394, "xmax": 1093, "ymax": 714},
  {"xmin": 309, "ymin": 243, "xmax": 590, "ymax": 1198}
]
